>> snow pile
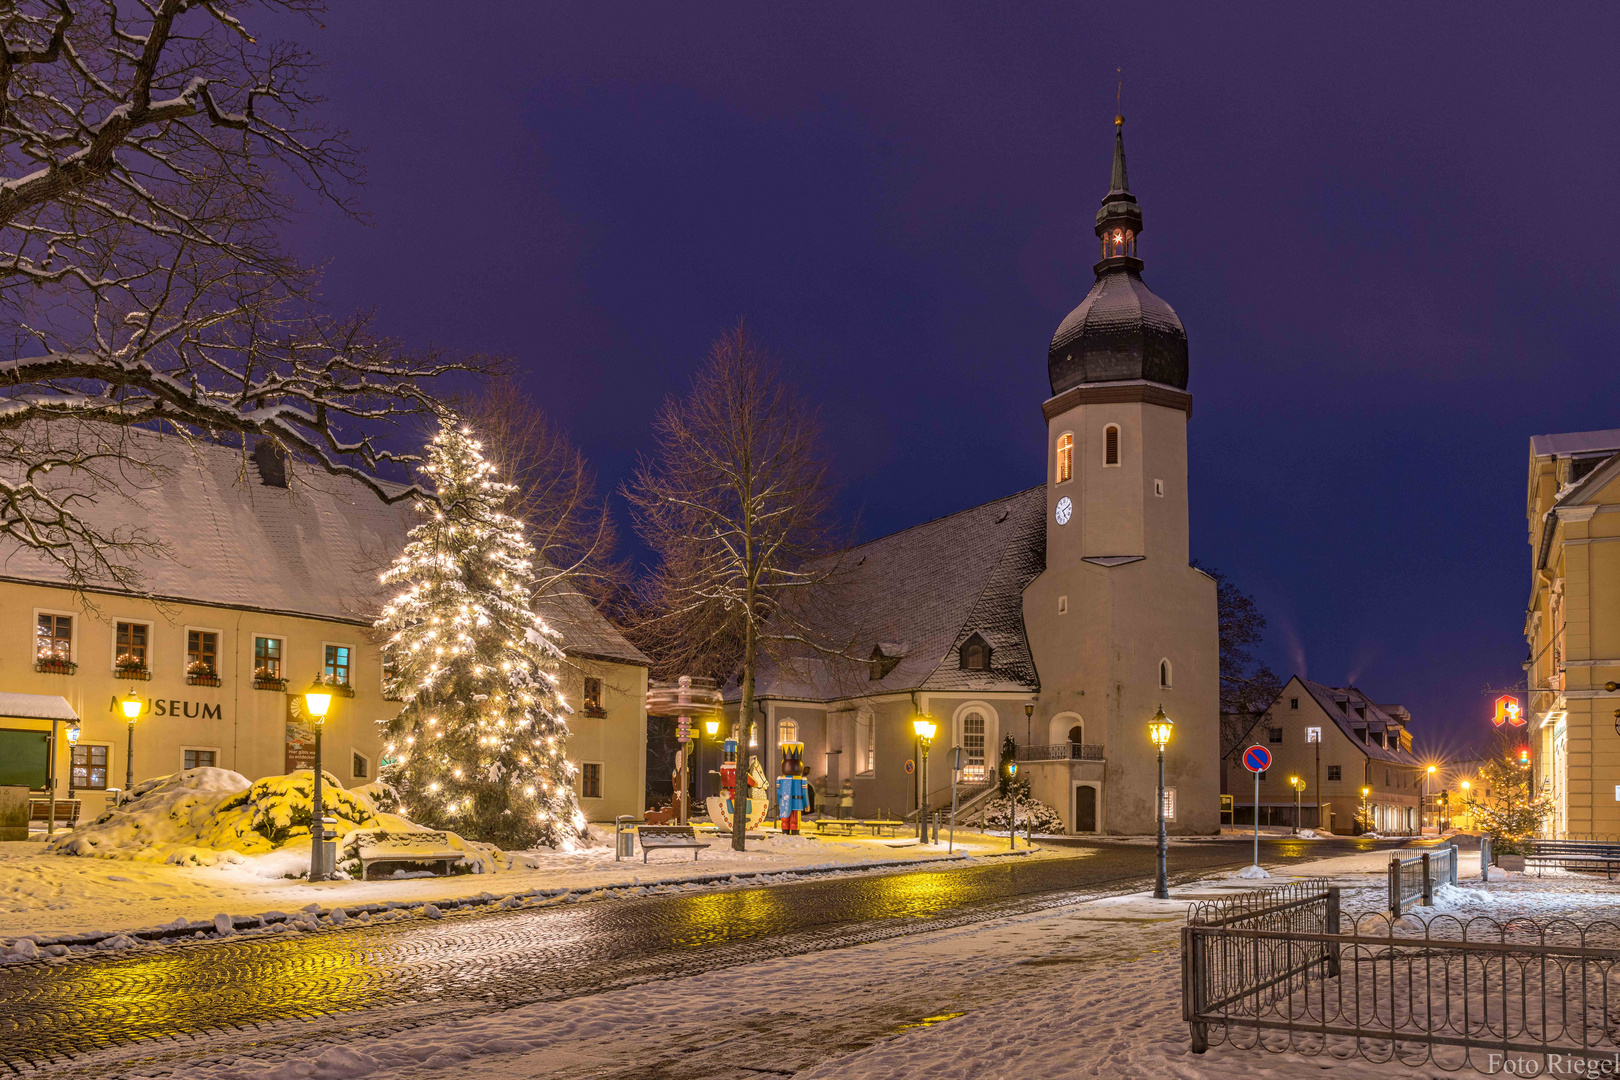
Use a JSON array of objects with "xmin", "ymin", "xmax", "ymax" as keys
[
  {"xmin": 1236, "ymin": 864, "xmax": 1271, "ymax": 879},
  {"xmin": 44, "ymin": 768, "xmax": 514, "ymax": 876}
]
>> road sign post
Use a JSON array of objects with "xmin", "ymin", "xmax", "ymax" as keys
[{"xmin": 1242, "ymin": 744, "xmax": 1273, "ymax": 871}]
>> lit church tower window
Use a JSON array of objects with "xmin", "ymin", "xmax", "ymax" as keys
[{"xmin": 1056, "ymin": 433, "xmax": 1073, "ymax": 483}]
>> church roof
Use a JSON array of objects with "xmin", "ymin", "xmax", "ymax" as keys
[
  {"xmin": 1047, "ymin": 116, "xmax": 1188, "ymax": 395},
  {"xmin": 752, "ymin": 487, "xmax": 1045, "ymax": 702},
  {"xmin": 0, "ymin": 427, "xmax": 645, "ymax": 666}
]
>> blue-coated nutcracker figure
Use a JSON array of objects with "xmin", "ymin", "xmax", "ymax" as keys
[{"xmin": 777, "ymin": 741, "xmax": 809, "ymax": 834}]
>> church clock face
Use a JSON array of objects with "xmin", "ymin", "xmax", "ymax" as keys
[{"xmin": 1055, "ymin": 496, "xmax": 1073, "ymax": 525}]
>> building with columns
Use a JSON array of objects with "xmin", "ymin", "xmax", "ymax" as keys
[
  {"xmin": 1525, "ymin": 427, "xmax": 1620, "ymax": 838},
  {"xmin": 735, "ymin": 117, "xmax": 1220, "ymax": 835}
]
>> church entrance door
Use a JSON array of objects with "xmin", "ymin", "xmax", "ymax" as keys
[{"xmin": 1075, "ymin": 785, "xmax": 1097, "ymax": 833}]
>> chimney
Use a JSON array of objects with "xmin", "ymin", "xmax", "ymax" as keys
[{"xmin": 251, "ymin": 439, "xmax": 289, "ymax": 488}]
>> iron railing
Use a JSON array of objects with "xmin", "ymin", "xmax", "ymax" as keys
[
  {"xmin": 1184, "ymin": 910, "xmax": 1620, "ymax": 1072},
  {"xmin": 1015, "ymin": 742, "xmax": 1106, "ymax": 762},
  {"xmin": 1388, "ymin": 845, "xmax": 1458, "ymax": 915}
]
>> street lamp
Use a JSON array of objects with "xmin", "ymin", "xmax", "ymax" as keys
[
  {"xmin": 1003, "ymin": 757, "xmax": 1019, "ymax": 850},
  {"xmin": 1361, "ymin": 786, "xmax": 1371, "ymax": 835},
  {"xmin": 1288, "ymin": 776, "xmax": 1303, "ymax": 836},
  {"xmin": 1149, "ymin": 707, "xmax": 1174, "ymax": 899},
  {"xmin": 703, "ymin": 718, "xmax": 720, "ymax": 805},
  {"xmin": 1024, "ymin": 701, "xmax": 1035, "ymax": 745},
  {"xmin": 119, "ymin": 690, "xmax": 144, "ymax": 796},
  {"xmin": 303, "ymin": 679, "xmax": 334, "ymax": 882},
  {"xmin": 65, "ymin": 720, "xmax": 81, "ymax": 803},
  {"xmin": 1423, "ymin": 764, "xmax": 1437, "ymax": 832},
  {"xmin": 913, "ymin": 717, "xmax": 936, "ymax": 842}
]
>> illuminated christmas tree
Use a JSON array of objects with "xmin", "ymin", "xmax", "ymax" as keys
[{"xmin": 375, "ymin": 421, "xmax": 585, "ymax": 850}]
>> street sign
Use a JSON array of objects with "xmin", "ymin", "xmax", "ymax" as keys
[
  {"xmin": 904, "ymin": 759, "xmax": 915, "ymax": 775},
  {"xmin": 951, "ymin": 747, "xmax": 965, "ymax": 772},
  {"xmin": 1243, "ymin": 745, "xmax": 1272, "ymax": 773},
  {"xmin": 1492, "ymin": 695, "xmax": 1524, "ymax": 727}
]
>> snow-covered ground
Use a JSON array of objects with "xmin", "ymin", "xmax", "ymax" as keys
[
  {"xmin": 0, "ymin": 830, "xmax": 1034, "ymax": 943},
  {"xmin": 124, "ymin": 843, "xmax": 1620, "ymax": 1080}
]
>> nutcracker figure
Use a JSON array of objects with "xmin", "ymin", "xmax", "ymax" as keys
[{"xmin": 777, "ymin": 741, "xmax": 810, "ymax": 835}]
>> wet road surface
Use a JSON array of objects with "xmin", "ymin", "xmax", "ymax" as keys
[{"xmin": 0, "ymin": 835, "xmax": 1413, "ymax": 1074}]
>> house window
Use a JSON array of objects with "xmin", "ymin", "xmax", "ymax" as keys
[
  {"xmin": 1058, "ymin": 595, "xmax": 1068, "ymax": 614},
  {"xmin": 115, "ymin": 622, "xmax": 149, "ymax": 671},
  {"xmin": 1104, "ymin": 425, "xmax": 1120, "ymax": 466},
  {"xmin": 1154, "ymin": 478, "xmax": 1164, "ymax": 497},
  {"xmin": 1259, "ymin": 769, "xmax": 1268, "ymax": 781},
  {"xmin": 183, "ymin": 749, "xmax": 216, "ymax": 770},
  {"xmin": 324, "ymin": 644, "xmax": 352, "ymax": 687},
  {"xmin": 1385, "ymin": 769, "xmax": 1391, "ymax": 786},
  {"xmin": 581, "ymin": 762, "xmax": 603, "ymax": 799},
  {"xmin": 352, "ymin": 752, "xmax": 369, "ymax": 780},
  {"xmin": 1159, "ymin": 659, "xmax": 1172, "ymax": 688},
  {"xmin": 1055, "ymin": 433, "xmax": 1073, "ymax": 483},
  {"xmin": 72, "ymin": 745, "xmax": 108, "ymax": 790},
  {"xmin": 253, "ymin": 636, "xmax": 283, "ymax": 679},
  {"xmin": 1290, "ymin": 698, "xmax": 1299, "ymax": 710},
  {"xmin": 583, "ymin": 677, "xmax": 606, "ymax": 718},
  {"xmin": 962, "ymin": 711, "xmax": 986, "ymax": 781},
  {"xmin": 778, "ymin": 719, "xmax": 799, "ymax": 746},
  {"xmin": 36, "ymin": 613, "xmax": 72, "ymax": 662},
  {"xmin": 1328, "ymin": 765, "xmax": 1342, "ymax": 782},
  {"xmin": 187, "ymin": 630, "xmax": 218, "ymax": 674},
  {"xmin": 861, "ymin": 707, "xmax": 875, "ymax": 773},
  {"xmin": 960, "ymin": 634, "xmax": 991, "ymax": 671},
  {"xmin": 1268, "ymin": 728, "xmax": 1283, "ymax": 744}
]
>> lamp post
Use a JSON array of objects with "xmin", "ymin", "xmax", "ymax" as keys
[
  {"xmin": 704, "ymin": 718, "xmax": 720, "ymax": 806},
  {"xmin": 1424, "ymin": 764, "xmax": 1436, "ymax": 833},
  {"xmin": 913, "ymin": 717, "xmax": 936, "ymax": 842},
  {"xmin": 119, "ymin": 690, "xmax": 144, "ymax": 797},
  {"xmin": 1149, "ymin": 707, "xmax": 1174, "ymax": 899},
  {"xmin": 65, "ymin": 720, "xmax": 80, "ymax": 804},
  {"xmin": 1003, "ymin": 757, "xmax": 1019, "ymax": 850},
  {"xmin": 1288, "ymin": 776, "xmax": 1302, "ymax": 835},
  {"xmin": 303, "ymin": 679, "xmax": 334, "ymax": 881},
  {"xmin": 1361, "ymin": 786, "xmax": 1371, "ymax": 835}
]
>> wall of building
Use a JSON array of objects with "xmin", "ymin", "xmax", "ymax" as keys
[{"xmin": 561, "ymin": 656, "xmax": 649, "ymax": 824}]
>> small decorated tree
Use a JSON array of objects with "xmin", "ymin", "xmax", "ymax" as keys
[
  {"xmin": 1465, "ymin": 730, "xmax": 1552, "ymax": 854},
  {"xmin": 376, "ymin": 420, "xmax": 585, "ymax": 850}
]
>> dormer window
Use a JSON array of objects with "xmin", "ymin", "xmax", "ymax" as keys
[
  {"xmin": 1104, "ymin": 425, "xmax": 1120, "ymax": 466},
  {"xmin": 1055, "ymin": 433, "xmax": 1073, "ymax": 484},
  {"xmin": 959, "ymin": 633, "xmax": 992, "ymax": 672},
  {"xmin": 869, "ymin": 646, "xmax": 901, "ymax": 681}
]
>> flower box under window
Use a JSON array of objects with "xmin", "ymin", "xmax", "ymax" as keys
[
  {"xmin": 35, "ymin": 656, "xmax": 76, "ymax": 675},
  {"xmin": 115, "ymin": 662, "xmax": 151, "ymax": 681},
  {"xmin": 188, "ymin": 673, "xmax": 223, "ymax": 687},
  {"xmin": 253, "ymin": 677, "xmax": 287, "ymax": 692},
  {"xmin": 186, "ymin": 662, "xmax": 222, "ymax": 687}
]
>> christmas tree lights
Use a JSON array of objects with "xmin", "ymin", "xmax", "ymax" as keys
[{"xmin": 375, "ymin": 421, "xmax": 585, "ymax": 850}]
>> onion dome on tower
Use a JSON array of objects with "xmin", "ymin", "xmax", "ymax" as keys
[{"xmin": 1047, "ymin": 115, "xmax": 1188, "ymax": 394}]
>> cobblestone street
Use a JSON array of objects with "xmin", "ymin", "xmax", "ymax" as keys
[{"xmin": 0, "ymin": 836, "xmax": 1397, "ymax": 1077}]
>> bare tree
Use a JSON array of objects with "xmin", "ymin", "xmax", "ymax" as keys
[
  {"xmin": 0, "ymin": 2, "xmax": 486, "ymax": 590},
  {"xmin": 462, "ymin": 378, "xmax": 627, "ymax": 604},
  {"xmin": 626, "ymin": 324, "xmax": 841, "ymax": 851},
  {"xmin": 1195, "ymin": 561, "xmax": 1285, "ymax": 758}
]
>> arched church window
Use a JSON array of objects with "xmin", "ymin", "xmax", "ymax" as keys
[
  {"xmin": 962, "ymin": 711, "xmax": 986, "ymax": 780},
  {"xmin": 1108, "ymin": 228, "xmax": 1128, "ymax": 258},
  {"xmin": 1104, "ymin": 425, "xmax": 1120, "ymax": 466},
  {"xmin": 1055, "ymin": 433, "xmax": 1073, "ymax": 484},
  {"xmin": 1159, "ymin": 659, "xmax": 1173, "ymax": 688},
  {"xmin": 778, "ymin": 719, "xmax": 798, "ymax": 746}
]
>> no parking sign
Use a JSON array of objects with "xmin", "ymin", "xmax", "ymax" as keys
[{"xmin": 1243, "ymin": 745, "xmax": 1272, "ymax": 773}]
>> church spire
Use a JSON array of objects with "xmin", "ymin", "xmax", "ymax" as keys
[{"xmin": 1095, "ymin": 114, "xmax": 1143, "ymax": 271}]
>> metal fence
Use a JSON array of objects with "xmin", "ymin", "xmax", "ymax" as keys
[
  {"xmin": 1014, "ymin": 742, "xmax": 1106, "ymax": 762},
  {"xmin": 1184, "ymin": 909, "xmax": 1620, "ymax": 1072},
  {"xmin": 1388, "ymin": 845, "xmax": 1458, "ymax": 915}
]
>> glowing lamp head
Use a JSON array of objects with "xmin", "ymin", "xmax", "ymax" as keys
[
  {"xmin": 704, "ymin": 719, "xmax": 720, "ymax": 738},
  {"xmin": 912, "ymin": 717, "xmax": 937, "ymax": 743},
  {"xmin": 1461, "ymin": 780, "xmax": 1471, "ymax": 791},
  {"xmin": 1361, "ymin": 786, "xmax": 1371, "ymax": 797},
  {"xmin": 66, "ymin": 720, "xmax": 81, "ymax": 745},
  {"xmin": 119, "ymin": 690, "xmax": 143, "ymax": 721},
  {"xmin": 1427, "ymin": 765, "xmax": 1437, "ymax": 775},
  {"xmin": 303, "ymin": 679, "xmax": 334, "ymax": 722},
  {"xmin": 1289, "ymin": 775, "xmax": 1301, "ymax": 790},
  {"xmin": 1148, "ymin": 707, "xmax": 1173, "ymax": 749}
]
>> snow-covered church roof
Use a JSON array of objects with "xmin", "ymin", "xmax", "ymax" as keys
[{"xmin": 0, "ymin": 428, "xmax": 646, "ymax": 666}]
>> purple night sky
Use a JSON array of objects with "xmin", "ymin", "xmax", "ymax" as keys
[{"xmin": 273, "ymin": 5, "xmax": 1620, "ymax": 755}]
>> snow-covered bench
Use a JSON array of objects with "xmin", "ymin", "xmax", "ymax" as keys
[
  {"xmin": 638, "ymin": 824, "xmax": 710, "ymax": 863},
  {"xmin": 350, "ymin": 830, "xmax": 465, "ymax": 880},
  {"xmin": 1525, "ymin": 839, "xmax": 1620, "ymax": 880}
]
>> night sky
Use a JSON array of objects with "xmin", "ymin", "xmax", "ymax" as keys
[{"xmin": 275, "ymin": 5, "xmax": 1620, "ymax": 757}]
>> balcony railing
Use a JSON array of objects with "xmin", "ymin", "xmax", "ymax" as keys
[{"xmin": 1016, "ymin": 742, "xmax": 1106, "ymax": 763}]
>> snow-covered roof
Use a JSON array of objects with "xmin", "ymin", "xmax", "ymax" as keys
[
  {"xmin": 0, "ymin": 429, "xmax": 646, "ymax": 666},
  {"xmin": 1295, "ymin": 678, "xmax": 1422, "ymax": 767},
  {"xmin": 0, "ymin": 692, "xmax": 77, "ymax": 721},
  {"xmin": 1530, "ymin": 428, "xmax": 1620, "ymax": 458},
  {"xmin": 752, "ymin": 487, "xmax": 1044, "ymax": 702}
]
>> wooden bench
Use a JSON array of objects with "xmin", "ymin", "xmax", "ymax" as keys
[
  {"xmin": 1525, "ymin": 839, "xmax": 1620, "ymax": 879},
  {"xmin": 815, "ymin": 819, "xmax": 860, "ymax": 837},
  {"xmin": 28, "ymin": 798, "xmax": 81, "ymax": 825},
  {"xmin": 349, "ymin": 829, "xmax": 465, "ymax": 879},
  {"xmin": 638, "ymin": 824, "xmax": 711, "ymax": 863}
]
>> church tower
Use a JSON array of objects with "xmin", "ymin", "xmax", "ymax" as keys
[{"xmin": 1021, "ymin": 114, "xmax": 1219, "ymax": 835}]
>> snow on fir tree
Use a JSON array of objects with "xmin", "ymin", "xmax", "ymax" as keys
[{"xmin": 375, "ymin": 421, "xmax": 586, "ymax": 851}]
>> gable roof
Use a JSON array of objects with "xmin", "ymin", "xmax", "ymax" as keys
[
  {"xmin": 752, "ymin": 486, "xmax": 1045, "ymax": 702},
  {"xmin": 0, "ymin": 428, "xmax": 645, "ymax": 665},
  {"xmin": 1530, "ymin": 428, "xmax": 1620, "ymax": 458},
  {"xmin": 1293, "ymin": 677, "xmax": 1421, "ymax": 766}
]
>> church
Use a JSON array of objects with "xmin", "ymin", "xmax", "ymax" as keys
[{"xmin": 738, "ymin": 116, "xmax": 1221, "ymax": 835}]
